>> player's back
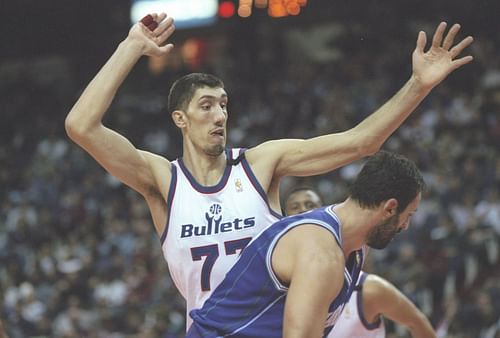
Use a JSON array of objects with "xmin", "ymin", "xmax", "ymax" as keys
[{"xmin": 187, "ymin": 206, "xmax": 364, "ymax": 338}]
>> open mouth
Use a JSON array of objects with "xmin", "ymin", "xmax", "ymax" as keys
[{"xmin": 210, "ymin": 129, "xmax": 224, "ymax": 137}]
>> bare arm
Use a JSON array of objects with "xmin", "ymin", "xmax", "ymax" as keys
[
  {"xmin": 363, "ymin": 274, "xmax": 436, "ymax": 338},
  {"xmin": 65, "ymin": 13, "xmax": 175, "ymax": 197},
  {"xmin": 246, "ymin": 22, "xmax": 473, "ymax": 178},
  {"xmin": 273, "ymin": 225, "xmax": 345, "ymax": 338}
]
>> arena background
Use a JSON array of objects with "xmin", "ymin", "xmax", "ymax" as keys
[{"xmin": 0, "ymin": 0, "xmax": 499, "ymax": 337}]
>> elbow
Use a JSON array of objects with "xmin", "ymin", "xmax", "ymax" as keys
[
  {"xmin": 345, "ymin": 129, "xmax": 382, "ymax": 158},
  {"xmin": 64, "ymin": 113, "xmax": 81, "ymax": 141},
  {"xmin": 357, "ymin": 138, "xmax": 381, "ymax": 157},
  {"xmin": 65, "ymin": 109, "xmax": 95, "ymax": 142}
]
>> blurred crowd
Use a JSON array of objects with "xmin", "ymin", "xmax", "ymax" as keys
[{"xmin": 1, "ymin": 5, "xmax": 499, "ymax": 338}]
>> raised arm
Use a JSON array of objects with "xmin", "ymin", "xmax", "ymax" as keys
[
  {"xmin": 246, "ymin": 22, "xmax": 473, "ymax": 178},
  {"xmin": 65, "ymin": 13, "xmax": 175, "ymax": 197},
  {"xmin": 362, "ymin": 274, "xmax": 437, "ymax": 338}
]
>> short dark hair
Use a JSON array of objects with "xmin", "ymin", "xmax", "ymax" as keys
[
  {"xmin": 349, "ymin": 151, "xmax": 425, "ymax": 212},
  {"xmin": 167, "ymin": 73, "xmax": 225, "ymax": 113}
]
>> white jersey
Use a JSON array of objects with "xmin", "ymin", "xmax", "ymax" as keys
[
  {"xmin": 161, "ymin": 148, "xmax": 281, "ymax": 329},
  {"xmin": 328, "ymin": 272, "xmax": 386, "ymax": 338}
]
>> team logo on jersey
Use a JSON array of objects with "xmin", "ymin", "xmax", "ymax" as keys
[
  {"xmin": 235, "ymin": 178, "xmax": 243, "ymax": 192},
  {"xmin": 180, "ymin": 203, "xmax": 255, "ymax": 238},
  {"xmin": 209, "ymin": 203, "xmax": 222, "ymax": 215}
]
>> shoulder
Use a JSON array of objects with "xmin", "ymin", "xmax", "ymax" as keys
[
  {"xmin": 362, "ymin": 274, "xmax": 393, "ymax": 301},
  {"xmin": 291, "ymin": 224, "xmax": 344, "ymax": 271},
  {"xmin": 361, "ymin": 273, "xmax": 405, "ymax": 317},
  {"xmin": 139, "ymin": 150, "xmax": 172, "ymax": 197}
]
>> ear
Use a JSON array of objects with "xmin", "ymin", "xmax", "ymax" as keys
[
  {"xmin": 382, "ymin": 198, "xmax": 399, "ymax": 217},
  {"xmin": 171, "ymin": 110, "xmax": 187, "ymax": 128}
]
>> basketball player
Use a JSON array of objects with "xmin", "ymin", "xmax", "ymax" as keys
[
  {"xmin": 284, "ymin": 186, "xmax": 323, "ymax": 216},
  {"xmin": 285, "ymin": 188, "xmax": 437, "ymax": 338},
  {"xmin": 65, "ymin": 12, "xmax": 473, "ymax": 330},
  {"xmin": 186, "ymin": 151, "xmax": 425, "ymax": 337}
]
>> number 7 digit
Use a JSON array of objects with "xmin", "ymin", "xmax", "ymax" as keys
[
  {"xmin": 224, "ymin": 237, "xmax": 252, "ymax": 255},
  {"xmin": 191, "ymin": 244, "xmax": 219, "ymax": 292},
  {"xmin": 190, "ymin": 237, "xmax": 252, "ymax": 292}
]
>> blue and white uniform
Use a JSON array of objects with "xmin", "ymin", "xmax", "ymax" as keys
[
  {"xmin": 328, "ymin": 272, "xmax": 386, "ymax": 338},
  {"xmin": 161, "ymin": 148, "xmax": 281, "ymax": 329},
  {"xmin": 186, "ymin": 206, "xmax": 364, "ymax": 338}
]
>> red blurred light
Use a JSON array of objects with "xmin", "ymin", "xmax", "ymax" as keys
[{"xmin": 219, "ymin": 1, "xmax": 236, "ymax": 18}]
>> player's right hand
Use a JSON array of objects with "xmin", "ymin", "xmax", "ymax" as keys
[{"xmin": 127, "ymin": 12, "xmax": 175, "ymax": 57}]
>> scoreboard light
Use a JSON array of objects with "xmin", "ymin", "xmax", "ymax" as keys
[{"xmin": 131, "ymin": 0, "xmax": 218, "ymax": 29}]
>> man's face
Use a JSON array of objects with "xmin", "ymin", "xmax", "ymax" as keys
[
  {"xmin": 285, "ymin": 190, "xmax": 323, "ymax": 216},
  {"xmin": 184, "ymin": 86, "xmax": 228, "ymax": 157},
  {"xmin": 366, "ymin": 193, "xmax": 421, "ymax": 249}
]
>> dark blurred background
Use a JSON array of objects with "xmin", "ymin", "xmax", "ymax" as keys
[{"xmin": 1, "ymin": 0, "xmax": 499, "ymax": 337}]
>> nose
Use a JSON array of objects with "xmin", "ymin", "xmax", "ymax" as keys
[{"xmin": 214, "ymin": 106, "xmax": 227, "ymax": 125}]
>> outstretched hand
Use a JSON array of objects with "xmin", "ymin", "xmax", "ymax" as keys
[
  {"xmin": 127, "ymin": 12, "xmax": 175, "ymax": 57},
  {"xmin": 412, "ymin": 22, "xmax": 473, "ymax": 90}
]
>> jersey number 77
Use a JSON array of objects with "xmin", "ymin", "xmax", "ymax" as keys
[{"xmin": 190, "ymin": 237, "xmax": 252, "ymax": 291}]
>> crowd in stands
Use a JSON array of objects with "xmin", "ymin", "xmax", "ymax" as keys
[{"xmin": 1, "ymin": 5, "xmax": 499, "ymax": 338}]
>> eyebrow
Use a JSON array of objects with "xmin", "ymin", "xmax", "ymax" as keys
[{"xmin": 197, "ymin": 94, "xmax": 228, "ymax": 102}]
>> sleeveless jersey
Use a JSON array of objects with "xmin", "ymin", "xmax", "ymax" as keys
[
  {"xmin": 161, "ymin": 148, "xmax": 281, "ymax": 329},
  {"xmin": 187, "ymin": 206, "xmax": 364, "ymax": 338},
  {"xmin": 328, "ymin": 272, "xmax": 386, "ymax": 338}
]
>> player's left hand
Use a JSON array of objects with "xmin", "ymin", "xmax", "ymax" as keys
[{"xmin": 412, "ymin": 22, "xmax": 473, "ymax": 90}]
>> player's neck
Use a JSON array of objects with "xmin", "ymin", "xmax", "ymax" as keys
[
  {"xmin": 181, "ymin": 147, "xmax": 227, "ymax": 186},
  {"xmin": 332, "ymin": 199, "xmax": 378, "ymax": 256}
]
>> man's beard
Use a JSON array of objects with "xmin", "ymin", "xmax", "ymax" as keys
[
  {"xmin": 205, "ymin": 144, "xmax": 225, "ymax": 157},
  {"xmin": 366, "ymin": 214, "xmax": 400, "ymax": 249}
]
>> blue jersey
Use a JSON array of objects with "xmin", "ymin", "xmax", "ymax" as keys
[{"xmin": 186, "ymin": 206, "xmax": 364, "ymax": 338}]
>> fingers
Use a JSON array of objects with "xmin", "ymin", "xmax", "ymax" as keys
[
  {"xmin": 138, "ymin": 12, "xmax": 175, "ymax": 49},
  {"xmin": 159, "ymin": 43, "xmax": 175, "ymax": 55},
  {"xmin": 156, "ymin": 19, "xmax": 176, "ymax": 46},
  {"xmin": 442, "ymin": 23, "xmax": 461, "ymax": 50},
  {"xmin": 414, "ymin": 30, "xmax": 427, "ymax": 55},
  {"xmin": 140, "ymin": 14, "xmax": 154, "ymax": 26},
  {"xmin": 450, "ymin": 36, "xmax": 474, "ymax": 58},
  {"xmin": 140, "ymin": 14, "xmax": 158, "ymax": 31},
  {"xmin": 431, "ymin": 22, "xmax": 447, "ymax": 48},
  {"xmin": 140, "ymin": 12, "xmax": 170, "ymax": 32},
  {"xmin": 152, "ymin": 13, "xmax": 167, "ymax": 26},
  {"xmin": 451, "ymin": 55, "xmax": 474, "ymax": 71},
  {"xmin": 152, "ymin": 15, "xmax": 174, "ymax": 37},
  {"xmin": 431, "ymin": 22, "xmax": 473, "ymax": 54}
]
